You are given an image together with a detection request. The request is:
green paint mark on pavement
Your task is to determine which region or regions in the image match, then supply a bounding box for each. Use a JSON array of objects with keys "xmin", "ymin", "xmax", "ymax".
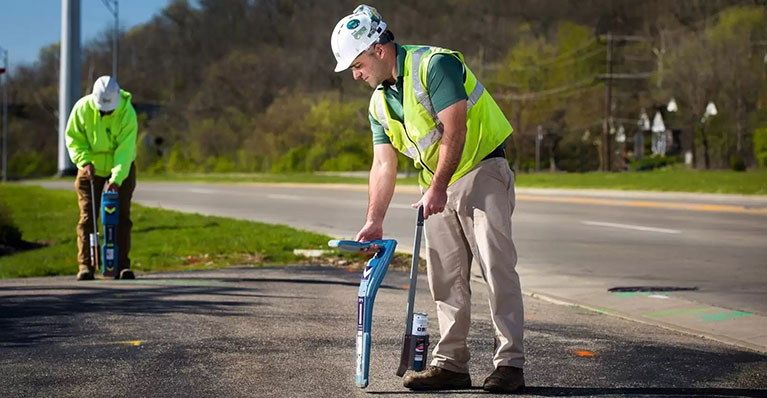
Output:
[
  {"xmin": 615, "ymin": 291, "xmax": 668, "ymax": 298},
  {"xmin": 644, "ymin": 308, "xmax": 711, "ymax": 318},
  {"xmin": 699, "ymin": 311, "xmax": 754, "ymax": 322}
]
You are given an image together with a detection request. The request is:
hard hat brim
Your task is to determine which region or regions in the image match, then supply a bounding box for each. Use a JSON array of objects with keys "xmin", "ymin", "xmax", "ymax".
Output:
[
  {"xmin": 334, "ymin": 59, "xmax": 353, "ymax": 73},
  {"xmin": 95, "ymin": 98, "xmax": 120, "ymax": 112}
]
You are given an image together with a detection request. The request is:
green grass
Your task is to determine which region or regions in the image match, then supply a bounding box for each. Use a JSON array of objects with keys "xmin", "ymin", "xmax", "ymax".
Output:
[
  {"xmin": 38, "ymin": 168, "xmax": 767, "ymax": 194},
  {"xmin": 515, "ymin": 169, "xmax": 767, "ymax": 195},
  {"xmin": 143, "ymin": 169, "xmax": 766, "ymax": 194},
  {"xmin": 141, "ymin": 172, "xmax": 375, "ymax": 185},
  {"xmin": 0, "ymin": 184, "xmax": 336, "ymax": 279}
]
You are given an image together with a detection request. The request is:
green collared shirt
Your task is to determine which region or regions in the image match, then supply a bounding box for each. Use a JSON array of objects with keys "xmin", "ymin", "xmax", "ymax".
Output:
[{"xmin": 369, "ymin": 43, "xmax": 467, "ymax": 145}]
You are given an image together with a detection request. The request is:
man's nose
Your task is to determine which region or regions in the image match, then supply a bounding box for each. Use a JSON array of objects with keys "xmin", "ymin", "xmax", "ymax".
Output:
[{"xmin": 352, "ymin": 70, "xmax": 362, "ymax": 80}]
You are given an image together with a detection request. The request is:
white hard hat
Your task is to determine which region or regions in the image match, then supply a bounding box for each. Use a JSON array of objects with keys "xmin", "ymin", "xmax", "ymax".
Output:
[
  {"xmin": 92, "ymin": 75, "xmax": 120, "ymax": 112},
  {"xmin": 331, "ymin": 5, "xmax": 387, "ymax": 72}
]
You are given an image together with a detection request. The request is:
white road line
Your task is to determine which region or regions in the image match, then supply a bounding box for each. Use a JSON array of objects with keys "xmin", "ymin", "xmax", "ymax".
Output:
[
  {"xmin": 581, "ymin": 221, "xmax": 681, "ymax": 234},
  {"xmin": 187, "ymin": 188, "xmax": 219, "ymax": 194},
  {"xmin": 267, "ymin": 194, "xmax": 302, "ymax": 201}
]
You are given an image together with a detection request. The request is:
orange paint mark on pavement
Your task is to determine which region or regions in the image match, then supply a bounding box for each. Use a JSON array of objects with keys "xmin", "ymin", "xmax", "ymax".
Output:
[{"xmin": 574, "ymin": 350, "xmax": 595, "ymax": 357}]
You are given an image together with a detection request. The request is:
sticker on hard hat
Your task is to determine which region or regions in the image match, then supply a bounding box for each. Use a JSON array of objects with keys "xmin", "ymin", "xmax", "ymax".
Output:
[
  {"xmin": 352, "ymin": 27, "xmax": 368, "ymax": 40},
  {"xmin": 347, "ymin": 19, "xmax": 360, "ymax": 29}
]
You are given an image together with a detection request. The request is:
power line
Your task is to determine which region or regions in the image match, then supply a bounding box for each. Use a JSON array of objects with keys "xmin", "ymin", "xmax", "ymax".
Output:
[
  {"xmin": 596, "ymin": 72, "xmax": 654, "ymax": 80},
  {"xmin": 496, "ymin": 77, "xmax": 597, "ymax": 101}
]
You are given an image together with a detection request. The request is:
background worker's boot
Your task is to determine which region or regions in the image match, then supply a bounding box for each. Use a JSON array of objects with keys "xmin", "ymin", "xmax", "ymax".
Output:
[
  {"xmin": 119, "ymin": 269, "xmax": 135, "ymax": 280},
  {"xmin": 76, "ymin": 265, "xmax": 94, "ymax": 281},
  {"xmin": 403, "ymin": 366, "xmax": 471, "ymax": 390}
]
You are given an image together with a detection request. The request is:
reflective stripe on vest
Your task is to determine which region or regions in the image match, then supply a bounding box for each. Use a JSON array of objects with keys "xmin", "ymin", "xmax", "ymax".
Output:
[{"xmin": 372, "ymin": 50, "xmax": 486, "ymax": 160}]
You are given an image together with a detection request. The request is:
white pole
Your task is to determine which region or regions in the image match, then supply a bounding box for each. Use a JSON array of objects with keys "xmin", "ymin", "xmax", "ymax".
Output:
[
  {"xmin": 58, "ymin": 0, "xmax": 81, "ymax": 176},
  {"xmin": 1, "ymin": 47, "xmax": 7, "ymax": 182}
]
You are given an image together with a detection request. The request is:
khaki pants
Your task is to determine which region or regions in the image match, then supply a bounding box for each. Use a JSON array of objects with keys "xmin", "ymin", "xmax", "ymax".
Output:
[
  {"xmin": 75, "ymin": 163, "xmax": 136, "ymax": 273},
  {"xmin": 425, "ymin": 157, "xmax": 524, "ymax": 372}
]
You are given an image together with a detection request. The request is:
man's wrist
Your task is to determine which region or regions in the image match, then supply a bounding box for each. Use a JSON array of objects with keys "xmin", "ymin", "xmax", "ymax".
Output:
[{"xmin": 430, "ymin": 177, "xmax": 449, "ymax": 192}]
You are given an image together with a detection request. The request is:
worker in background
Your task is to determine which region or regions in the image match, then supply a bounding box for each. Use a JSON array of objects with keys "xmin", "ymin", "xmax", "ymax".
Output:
[{"xmin": 66, "ymin": 75, "xmax": 137, "ymax": 281}]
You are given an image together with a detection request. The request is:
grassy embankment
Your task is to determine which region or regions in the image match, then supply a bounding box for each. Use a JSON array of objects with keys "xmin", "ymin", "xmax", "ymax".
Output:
[{"xmin": 0, "ymin": 185, "xmax": 363, "ymax": 279}]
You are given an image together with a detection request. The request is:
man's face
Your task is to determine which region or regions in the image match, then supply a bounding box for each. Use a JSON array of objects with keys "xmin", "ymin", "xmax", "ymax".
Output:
[{"xmin": 350, "ymin": 45, "xmax": 387, "ymax": 88}]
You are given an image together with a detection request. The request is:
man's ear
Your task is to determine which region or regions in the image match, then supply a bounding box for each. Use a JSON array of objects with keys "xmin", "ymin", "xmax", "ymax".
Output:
[{"xmin": 375, "ymin": 44, "xmax": 386, "ymax": 59}]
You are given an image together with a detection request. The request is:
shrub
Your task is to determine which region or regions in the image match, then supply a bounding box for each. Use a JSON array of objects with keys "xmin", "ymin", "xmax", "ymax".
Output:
[
  {"xmin": 0, "ymin": 202, "xmax": 23, "ymax": 254},
  {"xmin": 730, "ymin": 156, "xmax": 746, "ymax": 172},
  {"xmin": 629, "ymin": 155, "xmax": 681, "ymax": 171},
  {"xmin": 753, "ymin": 127, "xmax": 767, "ymax": 168}
]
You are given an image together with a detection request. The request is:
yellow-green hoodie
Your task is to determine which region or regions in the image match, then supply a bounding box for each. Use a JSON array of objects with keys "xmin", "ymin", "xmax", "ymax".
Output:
[{"xmin": 65, "ymin": 89, "xmax": 137, "ymax": 185}]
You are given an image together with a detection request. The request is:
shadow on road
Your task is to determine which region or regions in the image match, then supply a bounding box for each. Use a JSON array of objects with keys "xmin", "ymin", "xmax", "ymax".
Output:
[
  {"xmin": 368, "ymin": 387, "xmax": 765, "ymax": 397},
  {"xmin": 0, "ymin": 272, "xmax": 389, "ymax": 348}
]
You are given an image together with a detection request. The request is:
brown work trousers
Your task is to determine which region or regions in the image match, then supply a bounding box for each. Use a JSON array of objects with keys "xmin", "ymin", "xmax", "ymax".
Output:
[
  {"xmin": 75, "ymin": 163, "xmax": 136, "ymax": 273},
  {"xmin": 425, "ymin": 157, "xmax": 525, "ymax": 372}
]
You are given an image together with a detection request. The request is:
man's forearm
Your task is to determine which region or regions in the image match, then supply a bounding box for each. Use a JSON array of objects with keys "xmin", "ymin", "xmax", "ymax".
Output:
[
  {"xmin": 431, "ymin": 124, "xmax": 466, "ymax": 190},
  {"xmin": 366, "ymin": 160, "xmax": 397, "ymax": 224}
]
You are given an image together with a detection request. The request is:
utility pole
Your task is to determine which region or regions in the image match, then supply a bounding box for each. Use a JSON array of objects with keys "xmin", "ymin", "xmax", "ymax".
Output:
[
  {"xmin": 58, "ymin": 0, "xmax": 80, "ymax": 176},
  {"xmin": 603, "ymin": 32, "xmax": 614, "ymax": 172},
  {"xmin": 597, "ymin": 33, "xmax": 651, "ymax": 172},
  {"xmin": 0, "ymin": 46, "xmax": 7, "ymax": 182},
  {"xmin": 535, "ymin": 125, "xmax": 543, "ymax": 172},
  {"xmin": 101, "ymin": 0, "xmax": 119, "ymax": 81}
]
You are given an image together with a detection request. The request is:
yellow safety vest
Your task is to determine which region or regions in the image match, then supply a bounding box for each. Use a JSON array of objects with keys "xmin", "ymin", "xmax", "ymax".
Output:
[{"xmin": 369, "ymin": 45, "xmax": 512, "ymax": 188}]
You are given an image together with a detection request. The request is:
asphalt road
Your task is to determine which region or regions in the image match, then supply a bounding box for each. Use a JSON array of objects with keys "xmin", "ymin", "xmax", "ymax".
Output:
[
  {"xmin": 1, "ymin": 267, "xmax": 765, "ymax": 398},
  {"xmin": 32, "ymin": 180, "xmax": 767, "ymax": 316}
]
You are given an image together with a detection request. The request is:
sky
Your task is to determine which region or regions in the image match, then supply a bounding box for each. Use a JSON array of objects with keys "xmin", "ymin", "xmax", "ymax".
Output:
[{"xmin": 0, "ymin": 0, "xmax": 174, "ymax": 73}]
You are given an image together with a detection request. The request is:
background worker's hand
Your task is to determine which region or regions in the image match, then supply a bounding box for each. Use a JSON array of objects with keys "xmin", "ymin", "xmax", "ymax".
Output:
[
  {"xmin": 412, "ymin": 186, "xmax": 447, "ymax": 219},
  {"xmin": 82, "ymin": 163, "xmax": 95, "ymax": 180},
  {"xmin": 104, "ymin": 181, "xmax": 120, "ymax": 192}
]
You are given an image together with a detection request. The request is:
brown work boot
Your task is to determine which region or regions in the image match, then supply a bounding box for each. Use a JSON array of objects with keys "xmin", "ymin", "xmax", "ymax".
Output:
[
  {"xmin": 119, "ymin": 269, "xmax": 135, "ymax": 280},
  {"xmin": 76, "ymin": 270, "xmax": 94, "ymax": 281},
  {"xmin": 403, "ymin": 366, "xmax": 471, "ymax": 391},
  {"xmin": 483, "ymin": 366, "xmax": 525, "ymax": 393}
]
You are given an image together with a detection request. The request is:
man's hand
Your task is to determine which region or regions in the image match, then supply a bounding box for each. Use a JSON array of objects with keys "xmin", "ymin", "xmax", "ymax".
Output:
[
  {"xmin": 104, "ymin": 181, "xmax": 120, "ymax": 192},
  {"xmin": 412, "ymin": 186, "xmax": 447, "ymax": 219},
  {"xmin": 82, "ymin": 163, "xmax": 95, "ymax": 180},
  {"xmin": 356, "ymin": 220, "xmax": 383, "ymax": 242},
  {"xmin": 355, "ymin": 221, "xmax": 383, "ymax": 254}
]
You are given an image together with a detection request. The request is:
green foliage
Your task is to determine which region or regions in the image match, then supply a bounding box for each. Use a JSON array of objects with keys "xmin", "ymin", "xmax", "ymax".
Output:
[
  {"xmin": 8, "ymin": 151, "xmax": 56, "ymax": 179},
  {"xmin": 320, "ymin": 153, "xmax": 369, "ymax": 171},
  {"xmin": 166, "ymin": 145, "xmax": 198, "ymax": 173},
  {"xmin": 629, "ymin": 156, "xmax": 682, "ymax": 172},
  {"xmin": 753, "ymin": 127, "xmax": 767, "ymax": 168},
  {"xmin": 272, "ymin": 146, "xmax": 311, "ymax": 173},
  {"xmin": 7, "ymin": 1, "xmax": 766, "ymax": 177}
]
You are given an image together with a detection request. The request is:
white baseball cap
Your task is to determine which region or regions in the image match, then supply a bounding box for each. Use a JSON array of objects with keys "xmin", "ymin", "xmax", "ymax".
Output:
[
  {"xmin": 92, "ymin": 75, "xmax": 120, "ymax": 112},
  {"xmin": 331, "ymin": 5, "xmax": 387, "ymax": 72}
]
